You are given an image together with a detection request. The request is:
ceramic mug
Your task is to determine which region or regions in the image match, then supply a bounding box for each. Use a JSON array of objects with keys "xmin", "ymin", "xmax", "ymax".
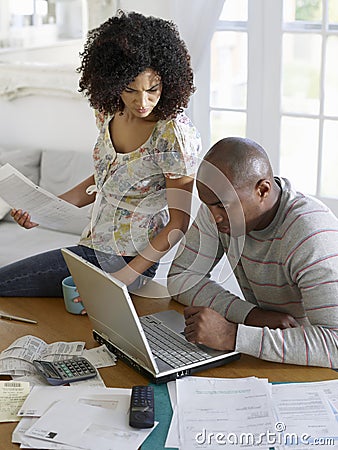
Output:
[{"xmin": 61, "ymin": 276, "xmax": 84, "ymax": 314}]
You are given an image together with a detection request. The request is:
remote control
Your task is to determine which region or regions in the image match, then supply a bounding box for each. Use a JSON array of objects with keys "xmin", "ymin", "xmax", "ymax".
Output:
[
  {"xmin": 33, "ymin": 357, "xmax": 97, "ymax": 385},
  {"xmin": 129, "ymin": 385, "xmax": 155, "ymax": 428}
]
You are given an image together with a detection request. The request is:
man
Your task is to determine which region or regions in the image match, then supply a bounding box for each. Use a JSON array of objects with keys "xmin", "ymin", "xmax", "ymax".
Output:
[{"xmin": 167, "ymin": 137, "xmax": 338, "ymax": 367}]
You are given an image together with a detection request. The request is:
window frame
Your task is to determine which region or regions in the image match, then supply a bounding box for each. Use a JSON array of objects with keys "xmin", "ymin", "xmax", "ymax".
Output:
[{"xmin": 192, "ymin": 0, "xmax": 338, "ymax": 216}]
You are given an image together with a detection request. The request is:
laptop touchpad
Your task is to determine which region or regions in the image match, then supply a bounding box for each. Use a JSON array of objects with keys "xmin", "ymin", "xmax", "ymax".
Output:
[{"xmin": 151, "ymin": 310, "xmax": 185, "ymax": 334}]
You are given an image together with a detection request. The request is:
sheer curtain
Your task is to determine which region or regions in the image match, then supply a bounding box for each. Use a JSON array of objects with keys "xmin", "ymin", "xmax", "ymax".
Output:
[
  {"xmin": 118, "ymin": 0, "xmax": 225, "ymax": 72},
  {"xmin": 168, "ymin": 0, "xmax": 225, "ymax": 72}
]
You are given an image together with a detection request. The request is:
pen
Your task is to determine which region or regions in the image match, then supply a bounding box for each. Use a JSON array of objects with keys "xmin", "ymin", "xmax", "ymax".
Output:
[{"xmin": 0, "ymin": 313, "xmax": 37, "ymax": 324}]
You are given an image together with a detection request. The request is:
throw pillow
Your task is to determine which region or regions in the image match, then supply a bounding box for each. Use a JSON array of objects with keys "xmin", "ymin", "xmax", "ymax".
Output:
[
  {"xmin": 0, "ymin": 148, "xmax": 42, "ymax": 184},
  {"xmin": 39, "ymin": 150, "xmax": 93, "ymax": 195}
]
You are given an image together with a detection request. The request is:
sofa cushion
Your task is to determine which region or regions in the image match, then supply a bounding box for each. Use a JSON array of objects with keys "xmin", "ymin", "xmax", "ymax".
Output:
[
  {"xmin": 0, "ymin": 221, "xmax": 79, "ymax": 267},
  {"xmin": 0, "ymin": 148, "xmax": 41, "ymax": 184},
  {"xmin": 0, "ymin": 148, "xmax": 42, "ymax": 220},
  {"xmin": 39, "ymin": 150, "xmax": 93, "ymax": 195}
]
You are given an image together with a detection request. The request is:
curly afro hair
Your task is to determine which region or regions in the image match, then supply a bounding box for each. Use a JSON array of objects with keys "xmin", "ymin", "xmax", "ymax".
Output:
[{"xmin": 77, "ymin": 10, "xmax": 195, "ymax": 120}]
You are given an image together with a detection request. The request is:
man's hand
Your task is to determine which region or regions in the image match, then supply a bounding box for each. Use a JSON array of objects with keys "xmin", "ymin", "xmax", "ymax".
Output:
[
  {"xmin": 184, "ymin": 306, "xmax": 237, "ymax": 351},
  {"xmin": 245, "ymin": 307, "xmax": 299, "ymax": 329},
  {"xmin": 10, "ymin": 209, "xmax": 39, "ymax": 229}
]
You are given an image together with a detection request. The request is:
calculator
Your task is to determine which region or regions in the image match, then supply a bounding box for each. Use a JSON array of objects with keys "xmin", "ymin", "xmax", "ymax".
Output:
[{"xmin": 33, "ymin": 357, "xmax": 97, "ymax": 385}]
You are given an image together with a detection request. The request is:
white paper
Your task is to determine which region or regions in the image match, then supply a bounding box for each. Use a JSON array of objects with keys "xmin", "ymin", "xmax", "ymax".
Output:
[
  {"xmin": 0, "ymin": 163, "xmax": 89, "ymax": 233},
  {"xmin": 18, "ymin": 385, "xmax": 74, "ymax": 417},
  {"xmin": 0, "ymin": 335, "xmax": 85, "ymax": 377},
  {"xmin": 272, "ymin": 382, "xmax": 338, "ymax": 448},
  {"xmin": 316, "ymin": 379, "xmax": 338, "ymax": 422},
  {"xmin": 13, "ymin": 417, "xmax": 75, "ymax": 449},
  {"xmin": 18, "ymin": 386, "xmax": 129, "ymax": 418},
  {"xmin": 82, "ymin": 345, "xmax": 117, "ymax": 369},
  {"xmin": 165, "ymin": 405, "xmax": 179, "ymax": 448},
  {"xmin": 25, "ymin": 394, "xmax": 157, "ymax": 450},
  {"xmin": 176, "ymin": 376, "xmax": 275, "ymax": 450},
  {"xmin": 12, "ymin": 417, "xmax": 38, "ymax": 443},
  {"xmin": 165, "ymin": 380, "xmax": 180, "ymax": 448}
]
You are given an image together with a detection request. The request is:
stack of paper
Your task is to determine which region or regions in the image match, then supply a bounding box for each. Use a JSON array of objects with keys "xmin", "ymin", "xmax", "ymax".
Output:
[
  {"xmin": 13, "ymin": 385, "xmax": 157, "ymax": 449},
  {"xmin": 0, "ymin": 335, "xmax": 85, "ymax": 378},
  {"xmin": 165, "ymin": 376, "xmax": 338, "ymax": 450},
  {"xmin": 0, "ymin": 335, "xmax": 116, "ymax": 386}
]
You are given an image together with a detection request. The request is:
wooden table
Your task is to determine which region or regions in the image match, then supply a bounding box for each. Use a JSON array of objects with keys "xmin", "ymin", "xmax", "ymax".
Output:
[{"xmin": 1, "ymin": 295, "xmax": 337, "ymax": 449}]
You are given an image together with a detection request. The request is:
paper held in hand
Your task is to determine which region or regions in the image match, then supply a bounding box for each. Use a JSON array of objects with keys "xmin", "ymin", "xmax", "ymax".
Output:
[{"xmin": 0, "ymin": 163, "xmax": 89, "ymax": 234}]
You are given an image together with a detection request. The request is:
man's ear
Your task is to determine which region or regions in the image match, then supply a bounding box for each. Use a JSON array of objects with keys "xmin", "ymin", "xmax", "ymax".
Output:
[{"xmin": 256, "ymin": 179, "xmax": 271, "ymax": 199}]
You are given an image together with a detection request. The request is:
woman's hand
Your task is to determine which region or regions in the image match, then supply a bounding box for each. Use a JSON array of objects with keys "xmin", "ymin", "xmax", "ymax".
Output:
[
  {"xmin": 10, "ymin": 209, "xmax": 39, "ymax": 229},
  {"xmin": 73, "ymin": 296, "xmax": 87, "ymax": 315}
]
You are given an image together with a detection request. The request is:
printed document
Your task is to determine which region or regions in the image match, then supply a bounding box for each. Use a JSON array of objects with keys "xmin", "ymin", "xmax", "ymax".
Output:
[
  {"xmin": 0, "ymin": 335, "xmax": 85, "ymax": 377},
  {"xmin": 272, "ymin": 381, "xmax": 338, "ymax": 448},
  {"xmin": 0, "ymin": 163, "xmax": 89, "ymax": 234},
  {"xmin": 176, "ymin": 376, "xmax": 275, "ymax": 450}
]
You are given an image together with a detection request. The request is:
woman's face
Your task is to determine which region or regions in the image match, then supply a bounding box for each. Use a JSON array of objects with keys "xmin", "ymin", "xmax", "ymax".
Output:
[{"xmin": 120, "ymin": 68, "xmax": 162, "ymax": 118}]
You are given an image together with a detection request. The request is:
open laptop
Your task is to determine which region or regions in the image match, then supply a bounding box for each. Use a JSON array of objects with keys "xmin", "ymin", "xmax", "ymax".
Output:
[{"xmin": 62, "ymin": 249, "xmax": 240, "ymax": 384}]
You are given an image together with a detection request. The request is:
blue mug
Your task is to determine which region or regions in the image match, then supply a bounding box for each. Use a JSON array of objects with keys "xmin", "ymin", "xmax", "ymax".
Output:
[{"xmin": 61, "ymin": 276, "xmax": 84, "ymax": 314}]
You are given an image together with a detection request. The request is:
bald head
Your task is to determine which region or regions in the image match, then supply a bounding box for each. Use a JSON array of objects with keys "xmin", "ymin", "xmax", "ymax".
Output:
[
  {"xmin": 198, "ymin": 137, "xmax": 273, "ymax": 191},
  {"xmin": 197, "ymin": 138, "xmax": 281, "ymax": 236}
]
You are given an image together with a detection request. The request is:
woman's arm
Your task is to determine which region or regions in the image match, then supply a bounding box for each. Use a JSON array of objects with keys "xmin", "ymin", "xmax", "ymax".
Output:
[
  {"xmin": 59, "ymin": 174, "xmax": 96, "ymax": 207},
  {"xmin": 112, "ymin": 175, "xmax": 194, "ymax": 286}
]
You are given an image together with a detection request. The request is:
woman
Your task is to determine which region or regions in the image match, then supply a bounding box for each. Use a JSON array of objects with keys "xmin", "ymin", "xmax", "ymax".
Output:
[{"xmin": 0, "ymin": 11, "xmax": 201, "ymax": 297}]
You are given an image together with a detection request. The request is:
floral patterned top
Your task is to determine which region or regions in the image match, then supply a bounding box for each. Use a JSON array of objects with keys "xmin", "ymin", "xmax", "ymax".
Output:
[{"xmin": 79, "ymin": 111, "xmax": 201, "ymax": 256}]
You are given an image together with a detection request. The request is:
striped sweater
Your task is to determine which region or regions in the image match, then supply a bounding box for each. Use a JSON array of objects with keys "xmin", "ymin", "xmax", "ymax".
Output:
[{"xmin": 167, "ymin": 178, "xmax": 338, "ymax": 368}]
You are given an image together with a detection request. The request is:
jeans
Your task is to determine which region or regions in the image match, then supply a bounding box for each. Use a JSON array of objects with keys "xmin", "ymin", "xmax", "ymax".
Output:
[{"xmin": 0, "ymin": 245, "xmax": 158, "ymax": 297}]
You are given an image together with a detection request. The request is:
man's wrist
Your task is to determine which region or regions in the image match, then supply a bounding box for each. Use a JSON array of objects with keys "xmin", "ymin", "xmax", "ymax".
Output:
[{"xmin": 244, "ymin": 307, "xmax": 261, "ymax": 326}]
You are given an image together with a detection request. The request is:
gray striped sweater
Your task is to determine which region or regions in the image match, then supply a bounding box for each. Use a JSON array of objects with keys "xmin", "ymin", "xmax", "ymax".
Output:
[{"xmin": 167, "ymin": 178, "xmax": 338, "ymax": 368}]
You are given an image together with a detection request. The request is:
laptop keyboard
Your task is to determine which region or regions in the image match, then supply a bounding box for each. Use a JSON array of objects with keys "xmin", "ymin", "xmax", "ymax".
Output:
[{"xmin": 140, "ymin": 315, "xmax": 213, "ymax": 369}]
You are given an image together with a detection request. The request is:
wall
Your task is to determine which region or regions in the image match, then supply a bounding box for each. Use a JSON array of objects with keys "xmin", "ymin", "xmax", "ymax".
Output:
[
  {"xmin": 0, "ymin": 40, "xmax": 97, "ymax": 153},
  {"xmin": 0, "ymin": 95, "xmax": 97, "ymax": 153}
]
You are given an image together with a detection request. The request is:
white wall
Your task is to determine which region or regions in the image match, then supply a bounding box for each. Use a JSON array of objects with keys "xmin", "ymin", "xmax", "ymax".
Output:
[
  {"xmin": 0, "ymin": 95, "xmax": 97, "ymax": 153},
  {"xmin": 0, "ymin": 40, "xmax": 97, "ymax": 153},
  {"xmin": 0, "ymin": 3, "xmax": 211, "ymax": 154}
]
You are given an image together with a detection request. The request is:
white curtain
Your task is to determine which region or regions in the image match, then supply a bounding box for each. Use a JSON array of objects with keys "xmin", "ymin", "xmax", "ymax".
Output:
[
  {"xmin": 168, "ymin": 0, "xmax": 225, "ymax": 72},
  {"xmin": 119, "ymin": 0, "xmax": 225, "ymax": 71}
]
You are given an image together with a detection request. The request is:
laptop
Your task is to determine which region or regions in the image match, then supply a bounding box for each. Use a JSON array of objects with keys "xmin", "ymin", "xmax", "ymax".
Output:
[{"xmin": 61, "ymin": 249, "xmax": 240, "ymax": 384}]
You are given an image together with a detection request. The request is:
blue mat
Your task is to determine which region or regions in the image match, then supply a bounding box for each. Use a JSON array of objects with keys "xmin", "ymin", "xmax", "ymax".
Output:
[{"xmin": 141, "ymin": 383, "xmax": 176, "ymax": 450}]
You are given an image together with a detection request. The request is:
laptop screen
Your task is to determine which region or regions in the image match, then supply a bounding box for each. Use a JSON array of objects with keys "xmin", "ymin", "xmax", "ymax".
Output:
[{"xmin": 61, "ymin": 249, "xmax": 157, "ymax": 373}]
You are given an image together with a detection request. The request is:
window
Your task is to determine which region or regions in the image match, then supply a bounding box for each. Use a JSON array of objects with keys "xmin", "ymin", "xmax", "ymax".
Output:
[
  {"xmin": 195, "ymin": 0, "xmax": 338, "ymax": 216},
  {"xmin": 210, "ymin": 0, "xmax": 248, "ymax": 141},
  {"xmin": 10, "ymin": 0, "xmax": 54, "ymax": 27},
  {"xmin": 3, "ymin": 0, "xmax": 86, "ymax": 48}
]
